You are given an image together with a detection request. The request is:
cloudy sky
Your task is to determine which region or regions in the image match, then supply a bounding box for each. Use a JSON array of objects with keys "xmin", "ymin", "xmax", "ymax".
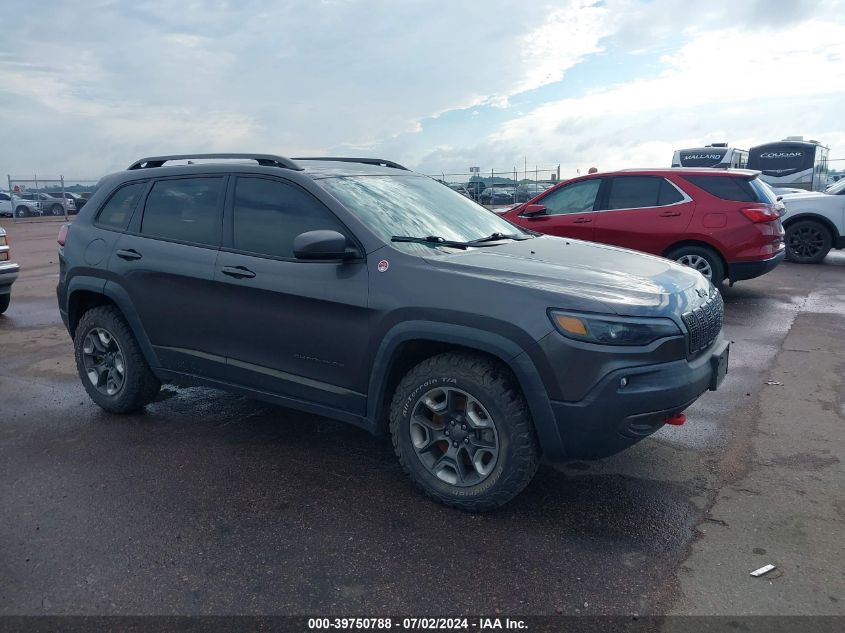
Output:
[{"xmin": 1, "ymin": 0, "xmax": 844, "ymax": 182}]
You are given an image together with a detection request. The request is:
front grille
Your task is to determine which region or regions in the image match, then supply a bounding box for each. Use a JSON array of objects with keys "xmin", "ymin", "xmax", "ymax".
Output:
[{"xmin": 682, "ymin": 289, "xmax": 723, "ymax": 355}]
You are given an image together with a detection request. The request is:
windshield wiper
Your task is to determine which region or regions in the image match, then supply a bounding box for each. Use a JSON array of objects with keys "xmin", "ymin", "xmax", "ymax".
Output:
[
  {"xmin": 391, "ymin": 232, "xmax": 532, "ymax": 250},
  {"xmin": 466, "ymin": 232, "xmax": 531, "ymax": 244},
  {"xmin": 391, "ymin": 235, "xmax": 470, "ymax": 249}
]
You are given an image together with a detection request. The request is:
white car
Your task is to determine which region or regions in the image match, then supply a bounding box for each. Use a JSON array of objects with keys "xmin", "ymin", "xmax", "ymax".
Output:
[
  {"xmin": 780, "ymin": 179, "xmax": 845, "ymax": 263},
  {"xmin": 772, "ymin": 186, "xmax": 807, "ymax": 196},
  {"xmin": 0, "ymin": 191, "xmax": 42, "ymax": 218}
]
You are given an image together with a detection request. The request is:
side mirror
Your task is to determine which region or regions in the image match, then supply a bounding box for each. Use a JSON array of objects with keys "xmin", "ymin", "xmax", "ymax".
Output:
[
  {"xmin": 521, "ymin": 204, "xmax": 547, "ymax": 217},
  {"xmin": 293, "ymin": 230, "xmax": 354, "ymax": 260}
]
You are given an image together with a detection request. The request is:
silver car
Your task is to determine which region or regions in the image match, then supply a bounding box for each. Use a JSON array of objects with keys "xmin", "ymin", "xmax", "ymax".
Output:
[{"xmin": 24, "ymin": 192, "xmax": 75, "ymax": 216}]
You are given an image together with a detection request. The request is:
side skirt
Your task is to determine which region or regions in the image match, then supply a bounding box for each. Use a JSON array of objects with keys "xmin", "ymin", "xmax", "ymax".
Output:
[{"xmin": 154, "ymin": 368, "xmax": 376, "ymax": 434}]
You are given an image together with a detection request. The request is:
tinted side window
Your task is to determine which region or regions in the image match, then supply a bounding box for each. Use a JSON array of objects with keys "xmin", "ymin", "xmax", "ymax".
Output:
[
  {"xmin": 0, "ymin": 193, "xmax": 9, "ymax": 201},
  {"xmin": 141, "ymin": 177, "xmax": 224, "ymax": 246},
  {"xmin": 232, "ymin": 177, "xmax": 347, "ymax": 259},
  {"xmin": 658, "ymin": 179, "xmax": 684, "ymax": 205},
  {"xmin": 607, "ymin": 176, "xmax": 661, "ymax": 209},
  {"xmin": 96, "ymin": 182, "xmax": 145, "ymax": 230},
  {"xmin": 683, "ymin": 176, "xmax": 755, "ymax": 202},
  {"xmin": 538, "ymin": 179, "xmax": 601, "ymax": 215}
]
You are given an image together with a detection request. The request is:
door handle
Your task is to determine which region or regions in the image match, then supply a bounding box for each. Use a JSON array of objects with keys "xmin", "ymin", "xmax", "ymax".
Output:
[
  {"xmin": 659, "ymin": 211, "xmax": 681, "ymax": 217},
  {"xmin": 572, "ymin": 217, "xmax": 592, "ymax": 224},
  {"xmin": 221, "ymin": 265, "xmax": 256, "ymax": 279},
  {"xmin": 116, "ymin": 249, "xmax": 142, "ymax": 261}
]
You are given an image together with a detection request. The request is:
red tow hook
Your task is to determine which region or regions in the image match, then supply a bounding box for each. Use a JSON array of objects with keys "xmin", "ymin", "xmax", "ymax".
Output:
[{"xmin": 665, "ymin": 412, "xmax": 686, "ymax": 426}]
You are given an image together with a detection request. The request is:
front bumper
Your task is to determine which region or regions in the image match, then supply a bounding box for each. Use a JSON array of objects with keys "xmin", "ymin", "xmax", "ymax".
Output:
[
  {"xmin": 546, "ymin": 338, "xmax": 729, "ymax": 460},
  {"xmin": 727, "ymin": 249, "xmax": 785, "ymax": 283},
  {"xmin": 0, "ymin": 262, "xmax": 20, "ymax": 293}
]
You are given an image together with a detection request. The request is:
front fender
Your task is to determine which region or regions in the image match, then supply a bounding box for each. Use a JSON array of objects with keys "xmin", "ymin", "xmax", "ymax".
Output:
[{"xmin": 367, "ymin": 321, "xmax": 565, "ymax": 461}]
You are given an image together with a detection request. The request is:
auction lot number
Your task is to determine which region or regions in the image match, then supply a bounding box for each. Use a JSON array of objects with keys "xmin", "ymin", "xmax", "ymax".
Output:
[{"xmin": 308, "ymin": 618, "xmax": 473, "ymax": 630}]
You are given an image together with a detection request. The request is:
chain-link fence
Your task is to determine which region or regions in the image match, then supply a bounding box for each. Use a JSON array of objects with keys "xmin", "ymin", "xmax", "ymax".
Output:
[
  {"xmin": 426, "ymin": 165, "xmax": 562, "ymax": 208},
  {"xmin": 4, "ymin": 176, "xmax": 99, "ymax": 223}
]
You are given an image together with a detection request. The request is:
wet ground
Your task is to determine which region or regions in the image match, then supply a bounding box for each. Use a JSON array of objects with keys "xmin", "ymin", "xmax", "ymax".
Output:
[{"xmin": 1, "ymin": 219, "xmax": 843, "ymax": 616}]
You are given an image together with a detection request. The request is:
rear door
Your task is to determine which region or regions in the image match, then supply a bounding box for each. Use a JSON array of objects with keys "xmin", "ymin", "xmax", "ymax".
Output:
[
  {"xmin": 517, "ymin": 177, "xmax": 602, "ymax": 241},
  {"xmin": 214, "ymin": 175, "xmax": 370, "ymax": 415},
  {"xmin": 592, "ymin": 175, "xmax": 694, "ymax": 254},
  {"xmin": 108, "ymin": 175, "xmax": 227, "ymax": 378}
]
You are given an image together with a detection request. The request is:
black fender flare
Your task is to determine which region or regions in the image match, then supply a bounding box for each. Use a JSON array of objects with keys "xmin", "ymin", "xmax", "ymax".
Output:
[
  {"xmin": 65, "ymin": 276, "xmax": 161, "ymax": 371},
  {"xmin": 102, "ymin": 280, "xmax": 161, "ymax": 370},
  {"xmin": 367, "ymin": 320, "xmax": 565, "ymax": 461}
]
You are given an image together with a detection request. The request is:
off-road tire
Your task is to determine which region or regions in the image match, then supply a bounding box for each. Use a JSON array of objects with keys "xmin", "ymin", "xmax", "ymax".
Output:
[
  {"xmin": 784, "ymin": 220, "xmax": 832, "ymax": 264},
  {"xmin": 390, "ymin": 352, "xmax": 540, "ymax": 512},
  {"xmin": 666, "ymin": 244, "xmax": 726, "ymax": 286},
  {"xmin": 74, "ymin": 305, "xmax": 161, "ymax": 413}
]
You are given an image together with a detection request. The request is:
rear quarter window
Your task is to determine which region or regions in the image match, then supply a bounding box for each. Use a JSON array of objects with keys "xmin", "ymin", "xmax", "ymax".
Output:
[
  {"xmin": 96, "ymin": 182, "xmax": 146, "ymax": 230},
  {"xmin": 682, "ymin": 176, "xmax": 757, "ymax": 202}
]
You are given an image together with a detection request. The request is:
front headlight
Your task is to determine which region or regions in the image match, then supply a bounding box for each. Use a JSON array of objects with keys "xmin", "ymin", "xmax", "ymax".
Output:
[{"xmin": 549, "ymin": 310, "xmax": 681, "ymax": 346}]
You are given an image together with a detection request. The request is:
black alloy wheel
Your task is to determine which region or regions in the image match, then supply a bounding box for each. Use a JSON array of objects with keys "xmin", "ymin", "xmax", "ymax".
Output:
[{"xmin": 785, "ymin": 220, "xmax": 832, "ymax": 264}]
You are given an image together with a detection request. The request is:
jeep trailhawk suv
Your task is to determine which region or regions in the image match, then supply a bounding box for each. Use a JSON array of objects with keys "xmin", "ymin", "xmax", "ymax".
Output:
[{"xmin": 57, "ymin": 154, "xmax": 729, "ymax": 511}]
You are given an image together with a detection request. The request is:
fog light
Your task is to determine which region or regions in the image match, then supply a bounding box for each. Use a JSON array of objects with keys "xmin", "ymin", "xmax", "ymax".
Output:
[{"xmin": 620, "ymin": 377, "xmax": 628, "ymax": 388}]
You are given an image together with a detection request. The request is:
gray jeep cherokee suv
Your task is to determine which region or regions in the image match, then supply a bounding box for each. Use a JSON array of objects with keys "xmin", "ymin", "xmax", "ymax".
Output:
[{"xmin": 57, "ymin": 154, "xmax": 729, "ymax": 511}]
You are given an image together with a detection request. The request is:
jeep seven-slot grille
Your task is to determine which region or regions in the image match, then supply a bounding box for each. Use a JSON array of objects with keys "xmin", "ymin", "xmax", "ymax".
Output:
[{"xmin": 682, "ymin": 290, "xmax": 723, "ymax": 355}]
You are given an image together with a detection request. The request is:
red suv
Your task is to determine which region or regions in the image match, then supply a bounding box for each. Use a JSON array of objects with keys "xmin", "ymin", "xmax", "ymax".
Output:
[{"xmin": 501, "ymin": 168, "xmax": 785, "ymax": 286}]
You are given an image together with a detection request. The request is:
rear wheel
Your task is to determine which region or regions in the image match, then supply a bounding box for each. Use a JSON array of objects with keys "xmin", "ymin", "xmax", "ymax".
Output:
[
  {"xmin": 15, "ymin": 206, "xmax": 28, "ymax": 217},
  {"xmin": 0, "ymin": 293, "xmax": 9, "ymax": 314},
  {"xmin": 50, "ymin": 203, "xmax": 64, "ymax": 216},
  {"xmin": 390, "ymin": 352, "xmax": 540, "ymax": 512},
  {"xmin": 667, "ymin": 244, "xmax": 725, "ymax": 286},
  {"xmin": 74, "ymin": 305, "xmax": 161, "ymax": 413},
  {"xmin": 784, "ymin": 220, "xmax": 832, "ymax": 264}
]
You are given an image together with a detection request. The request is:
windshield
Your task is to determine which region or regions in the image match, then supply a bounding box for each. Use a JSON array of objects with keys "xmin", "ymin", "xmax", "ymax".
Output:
[
  {"xmin": 678, "ymin": 148, "xmax": 728, "ymax": 167},
  {"xmin": 826, "ymin": 179, "xmax": 845, "ymax": 195},
  {"xmin": 317, "ymin": 175, "xmax": 527, "ymax": 249},
  {"xmin": 749, "ymin": 177, "xmax": 778, "ymax": 204},
  {"xmin": 748, "ymin": 144, "xmax": 814, "ymax": 176}
]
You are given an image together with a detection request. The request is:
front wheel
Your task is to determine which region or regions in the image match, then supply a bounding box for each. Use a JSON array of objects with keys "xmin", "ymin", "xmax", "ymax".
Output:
[
  {"xmin": 0, "ymin": 293, "xmax": 9, "ymax": 314},
  {"xmin": 784, "ymin": 220, "xmax": 832, "ymax": 263},
  {"xmin": 390, "ymin": 352, "xmax": 540, "ymax": 512},
  {"xmin": 15, "ymin": 206, "xmax": 28, "ymax": 217},
  {"xmin": 50, "ymin": 204, "xmax": 64, "ymax": 216},
  {"xmin": 666, "ymin": 245, "xmax": 725, "ymax": 286},
  {"xmin": 74, "ymin": 305, "xmax": 161, "ymax": 413}
]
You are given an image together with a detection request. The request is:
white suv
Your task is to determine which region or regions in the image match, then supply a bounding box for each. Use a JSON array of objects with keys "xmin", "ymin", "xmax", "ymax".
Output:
[{"xmin": 780, "ymin": 179, "xmax": 845, "ymax": 263}]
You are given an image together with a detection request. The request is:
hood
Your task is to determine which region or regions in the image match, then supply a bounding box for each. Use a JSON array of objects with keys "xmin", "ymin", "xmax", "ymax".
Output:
[
  {"xmin": 781, "ymin": 191, "xmax": 826, "ymax": 200},
  {"xmin": 425, "ymin": 235, "xmax": 710, "ymax": 317}
]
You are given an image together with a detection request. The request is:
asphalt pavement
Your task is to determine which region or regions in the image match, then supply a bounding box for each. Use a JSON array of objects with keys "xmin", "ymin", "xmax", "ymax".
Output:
[{"xmin": 1, "ymin": 218, "xmax": 843, "ymax": 616}]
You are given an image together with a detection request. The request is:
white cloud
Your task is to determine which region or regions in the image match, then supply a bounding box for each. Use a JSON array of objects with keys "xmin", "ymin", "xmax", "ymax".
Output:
[
  {"xmin": 449, "ymin": 19, "xmax": 845, "ymax": 176},
  {"xmin": 0, "ymin": 0, "xmax": 613, "ymax": 177},
  {"xmin": 1, "ymin": 0, "xmax": 843, "ymax": 180}
]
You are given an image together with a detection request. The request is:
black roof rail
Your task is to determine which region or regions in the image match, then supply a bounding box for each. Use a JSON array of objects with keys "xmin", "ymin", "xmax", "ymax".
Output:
[
  {"xmin": 291, "ymin": 157, "xmax": 409, "ymax": 171},
  {"xmin": 127, "ymin": 153, "xmax": 303, "ymax": 171}
]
